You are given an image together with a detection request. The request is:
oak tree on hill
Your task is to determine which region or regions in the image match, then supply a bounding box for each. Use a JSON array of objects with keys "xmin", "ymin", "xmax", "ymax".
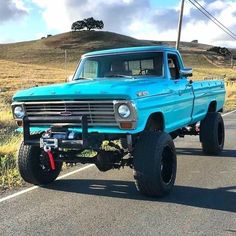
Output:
[
  {"xmin": 71, "ymin": 17, "xmax": 104, "ymax": 31},
  {"xmin": 71, "ymin": 20, "xmax": 85, "ymax": 31}
]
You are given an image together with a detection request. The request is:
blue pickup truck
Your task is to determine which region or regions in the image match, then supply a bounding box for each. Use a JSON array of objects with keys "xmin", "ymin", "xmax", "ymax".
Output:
[{"xmin": 12, "ymin": 46, "xmax": 225, "ymax": 197}]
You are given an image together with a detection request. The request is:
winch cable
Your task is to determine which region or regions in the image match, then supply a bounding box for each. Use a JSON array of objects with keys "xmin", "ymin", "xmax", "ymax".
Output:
[
  {"xmin": 43, "ymin": 146, "xmax": 56, "ymax": 170},
  {"xmin": 47, "ymin": 150, "xmax": 56, "ymax": 170}
]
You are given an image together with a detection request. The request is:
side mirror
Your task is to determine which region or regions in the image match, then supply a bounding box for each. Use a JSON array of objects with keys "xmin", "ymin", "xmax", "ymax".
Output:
[
  {"xmin": 180, "ymin": 68, "xmax": 193, "ymax": 77},
  {"xmin": 67, "ymin": 75, "xmax": 74, "ymax": 82}
]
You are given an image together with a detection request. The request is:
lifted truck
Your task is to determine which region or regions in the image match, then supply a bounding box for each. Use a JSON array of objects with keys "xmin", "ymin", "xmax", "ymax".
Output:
[{"xmin": 12, "ymin": 46, "xmax": 226, "ymax": 197}]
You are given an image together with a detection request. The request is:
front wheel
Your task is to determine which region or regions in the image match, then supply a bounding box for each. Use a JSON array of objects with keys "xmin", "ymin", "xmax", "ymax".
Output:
[
  {"xmin": 133, "ymin": 132, "xmax": 177, "ymax": 197},
  {"xmin": 200, "ymin": 112, "xmax": 225, "ymax": 155},
  {"xmin": 18, "ymin": 142, "xmax": 62, "ymax": 185}
]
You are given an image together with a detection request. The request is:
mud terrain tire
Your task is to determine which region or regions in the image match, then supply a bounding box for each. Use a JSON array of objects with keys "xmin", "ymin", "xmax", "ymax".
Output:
[
  {"xmin": 18, "ymin": 142, "xmax": 62, "ymax": 185},
  {"xmin": 133, "ymin": 132, "xmax": 177, "ymax": 197},
  {"xmin": 200, "ymin": 112, "xmax": 224, "ymax": 155}
]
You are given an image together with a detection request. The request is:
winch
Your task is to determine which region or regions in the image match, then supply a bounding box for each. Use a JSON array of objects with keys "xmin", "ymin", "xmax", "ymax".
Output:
[{"xmin": 40, "ymin": 128, "xmax": 84, "ymax": 150}]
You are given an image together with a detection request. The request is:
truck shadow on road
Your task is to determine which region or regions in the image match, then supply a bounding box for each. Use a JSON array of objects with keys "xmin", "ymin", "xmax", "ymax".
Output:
[
  {"xmin": 176, "ymin": 148, "xmax": 236, "ymax": 158},
  {"xmin": 45, "ymin": 179, "xmax": 236, "ymax": 213}
]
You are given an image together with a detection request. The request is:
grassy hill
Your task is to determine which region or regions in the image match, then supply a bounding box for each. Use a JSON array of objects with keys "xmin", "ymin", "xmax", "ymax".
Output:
[
  {"xmin": 0, "ymin": 30, "xmax": 219, "ymax": 69},
  {"xmin": 0, "ymin": 31, "xmax": 158, "ymax": 69},
  {"xmin": 0, "ymin": 30, "xmax": 236, "ymax": 190}
]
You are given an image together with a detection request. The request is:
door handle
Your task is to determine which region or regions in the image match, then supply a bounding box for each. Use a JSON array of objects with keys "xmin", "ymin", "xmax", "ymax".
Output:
[{"xmin": 186, "ymin": 80, "xmax": 193, "ymax": 88}]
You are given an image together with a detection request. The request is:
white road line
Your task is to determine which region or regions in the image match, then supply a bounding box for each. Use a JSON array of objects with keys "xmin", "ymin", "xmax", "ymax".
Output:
[
  {"xmin": 1, "ymin": 109, "xmax": 236, "ymax": 204},
  {"xmin": 0, "ymin": 164, "xmax": 94, "ymax": 204},
  {"xmin": 57, "ymin": 164, "xmax": 94, "ymax": 180},
  {"xmin": 222, "ymin": 109, "xmax": 236, "ymax": 117},
  {"xmin": 0, "ymin": 186, "xmax": 38, "ymax": 204}
]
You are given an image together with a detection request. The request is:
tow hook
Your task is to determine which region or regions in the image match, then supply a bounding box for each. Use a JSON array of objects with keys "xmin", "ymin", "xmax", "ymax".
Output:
[{"xmin": 44, "ymin": 146, "xmax": 56, "ymax": 170}]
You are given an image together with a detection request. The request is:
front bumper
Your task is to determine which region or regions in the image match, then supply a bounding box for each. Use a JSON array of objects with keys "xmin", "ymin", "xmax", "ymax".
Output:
[
  {"xmin": 23, "ymin": 115, "xmax": 89, "ymax": 148},
  {"xmin": 22, "ymin": 115, "xmax": 134, "ymax": 151}
]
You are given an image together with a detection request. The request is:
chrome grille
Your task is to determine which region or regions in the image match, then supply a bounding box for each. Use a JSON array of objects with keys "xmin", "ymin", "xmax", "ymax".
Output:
[{"xmin": 24, "ymin": 101, "xmax": 117, "ymax": 127}]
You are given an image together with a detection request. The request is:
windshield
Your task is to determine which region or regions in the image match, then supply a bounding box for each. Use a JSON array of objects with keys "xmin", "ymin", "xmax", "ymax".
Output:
[{"xmin": 74, "ymin": 52, "xmax": 163, "ymax": 80}]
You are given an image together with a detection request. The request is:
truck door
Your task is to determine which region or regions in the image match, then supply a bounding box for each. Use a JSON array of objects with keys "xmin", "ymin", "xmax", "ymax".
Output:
[{"xmin": 166, "ymin": 53, "xmax": 194, "ymax": 131}]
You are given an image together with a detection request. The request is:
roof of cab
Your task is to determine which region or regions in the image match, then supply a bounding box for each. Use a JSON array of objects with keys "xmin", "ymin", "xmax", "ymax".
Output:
[{"xmin": 82, "ymin": 46, "xmax": 177, "ymax": 57}]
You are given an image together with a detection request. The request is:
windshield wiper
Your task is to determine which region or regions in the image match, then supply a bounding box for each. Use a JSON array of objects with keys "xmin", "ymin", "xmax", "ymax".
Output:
[
  {"xmin": 105, "ymin": 74, "xmax": 133, "ymax": 78},
  {"xmin": 75, "ymin": 77, "xmax": 94, "ymax": 80}
]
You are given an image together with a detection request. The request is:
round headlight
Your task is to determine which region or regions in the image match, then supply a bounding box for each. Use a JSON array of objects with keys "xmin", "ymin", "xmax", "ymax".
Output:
[
  {"xmin": 14, "ymin": 106, "xmax": 25, "ymax": 119},
  {"xmin": 118, "ymin": 104, "xmax": 131, "ymax": 118}
]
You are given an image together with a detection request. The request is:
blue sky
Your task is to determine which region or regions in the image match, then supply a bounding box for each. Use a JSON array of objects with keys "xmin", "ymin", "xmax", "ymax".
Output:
[
  {"xmin": 151, "ymin": 0, "xmax": 177, "ymax": 7},
  {"xmin": 0, "ymin": 0, "xmax": 50, "ymax": 42},
  {"xmin": 0, "ymin": 0, "xmax": 236, "ymax": 47}
]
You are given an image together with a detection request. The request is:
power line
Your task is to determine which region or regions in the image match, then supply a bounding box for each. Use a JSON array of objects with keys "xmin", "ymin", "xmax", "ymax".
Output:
[
  {"xmin": 188, "ymin": 0, "xmax": 236, "ymax": 41},
  {"xmin": 188, "ymin": 0, "xmax": 236, "ymax": 40},
  {"xmin": 191, "ymin": 0, "xmax": 236, "ymax": 38}
]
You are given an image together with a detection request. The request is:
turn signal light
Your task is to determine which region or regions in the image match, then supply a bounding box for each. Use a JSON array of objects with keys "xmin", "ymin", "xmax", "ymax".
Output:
[{"xmin": 120, "ymin": 122, "xmax": 133, "ymax": 129}]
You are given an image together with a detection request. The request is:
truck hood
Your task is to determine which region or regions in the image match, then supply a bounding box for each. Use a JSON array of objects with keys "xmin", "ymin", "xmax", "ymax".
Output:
[{"xmin": 13, "ymin": 77, "xmax": 168, "ymax": 102}]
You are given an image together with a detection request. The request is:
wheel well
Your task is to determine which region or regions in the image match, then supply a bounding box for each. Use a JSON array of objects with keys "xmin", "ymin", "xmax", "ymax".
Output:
[
  {"xmin": 208, "ymin": 101, "xmax": 217, "ymax": 112},
  {"xmin": 145, "ymin": 112, "xmax": 164, "ymax": 131}
]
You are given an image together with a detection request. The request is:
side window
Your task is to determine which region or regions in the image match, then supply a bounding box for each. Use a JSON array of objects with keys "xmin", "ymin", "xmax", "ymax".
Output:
[
  {"xmin": 167, "ymin": 54, "xmax": 180, "ymax": 80},
  {"xmin": 81, "ymin": 60, "xmax": 98, "ymax": 78}
]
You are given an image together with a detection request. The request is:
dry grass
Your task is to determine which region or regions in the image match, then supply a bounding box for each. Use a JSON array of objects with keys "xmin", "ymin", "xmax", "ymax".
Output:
[
  {"xmin": 0, "ymin": 109, "xmax": 21, "ymax": 190},
  {"xmin": 225, "ymin": 82, "xmax": 236, "ymax": 111},
  {"xmin": 0, "ymin": 60, "xmax": 73, "ymax": 110},
  {"xmin": 0, "ymin": 134, "xmax": 22, "ymax": 190},
  {"xmin": 0, "ymin": 59, "xmax": 73, "ymax": 190},
  {"xmin": 0, "ymin": 31, "xmax": 156, "ymax": 71}
]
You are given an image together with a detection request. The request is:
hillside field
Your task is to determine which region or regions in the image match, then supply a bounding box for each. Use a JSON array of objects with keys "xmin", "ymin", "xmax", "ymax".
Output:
[{"xmin": 0, "ymin": 31, "xmax": 236, "ymax": 190}]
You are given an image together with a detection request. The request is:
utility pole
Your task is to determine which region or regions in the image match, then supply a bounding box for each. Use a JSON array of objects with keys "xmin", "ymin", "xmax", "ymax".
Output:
[
  {"xmin": 231, "ymin": 54, "xmax": 234, "ymax": 68},
  {"xmin": 65, "ymin": 49, "xmax": 67, "ymax": 77},
  {"xmin": 176, "ymin": 0, "xmax": 185, "ymax": 50}
]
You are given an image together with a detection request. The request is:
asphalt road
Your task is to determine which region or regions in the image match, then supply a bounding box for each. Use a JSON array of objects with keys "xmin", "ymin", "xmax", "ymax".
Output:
[{"xmin": 0, "ymin": 112, "xmax": 236, "ymax": 236}]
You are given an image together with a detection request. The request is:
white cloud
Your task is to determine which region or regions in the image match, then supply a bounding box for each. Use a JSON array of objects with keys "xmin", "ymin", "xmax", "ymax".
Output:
[
  {"xmin": 208, "ymin": 0, "xmax": 225, "ymax": 11},
  {"xmin": 0, "ymin": 0, "xmax": 28, "ymax": 23},
  {"xmin": 13, "ymin": 0, "xmax": 28, "ymax": 12},
  {"xmin": 181, "ymin": 0, "xmax": 236, "ymax": 46},
  {"xmin": 31, "ymin": 0, "xmax": 236, "ymax": 47},
  {"xmin": 31, "ymin": 0, "xmax": 70, "ymax": 31}
]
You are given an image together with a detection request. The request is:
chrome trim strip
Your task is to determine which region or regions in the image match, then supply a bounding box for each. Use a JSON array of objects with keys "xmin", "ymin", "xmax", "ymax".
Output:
[{"xmin": 23, "ymin": 100, "xmax": 117, "ymax": 105}]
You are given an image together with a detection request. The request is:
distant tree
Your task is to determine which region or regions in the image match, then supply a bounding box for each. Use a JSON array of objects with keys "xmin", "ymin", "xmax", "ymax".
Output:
[
  {"xmin": 207, "ymin": 46, "xmax": 231, "ymax": 56},
  {"xmin": 71, "ymin": 20, "xmax": 85, "ymax": 31},
  {"xmin": 95, "ymin": 20, "xmax": 104, "ymax": 30},
  {"xmin": 83, "ymin": 17, "xmax": 97, "ymax": 31},
  {"xmin": 71, "ymin": 17, "xmax": 104, "ymax": 31}
]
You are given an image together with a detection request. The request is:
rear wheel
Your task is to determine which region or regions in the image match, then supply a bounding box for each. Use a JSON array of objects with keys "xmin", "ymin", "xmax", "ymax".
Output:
[
  {"xmin": 18, "ymin": 142, "xmax": 62, "ymax": 185},
  {"xmin": 133, "ymin": 132, "xmax": 177, "ymax": 197},
  {"xmin": 200, "ymin": 112, "xmax": 225, "ymax": 155}
]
